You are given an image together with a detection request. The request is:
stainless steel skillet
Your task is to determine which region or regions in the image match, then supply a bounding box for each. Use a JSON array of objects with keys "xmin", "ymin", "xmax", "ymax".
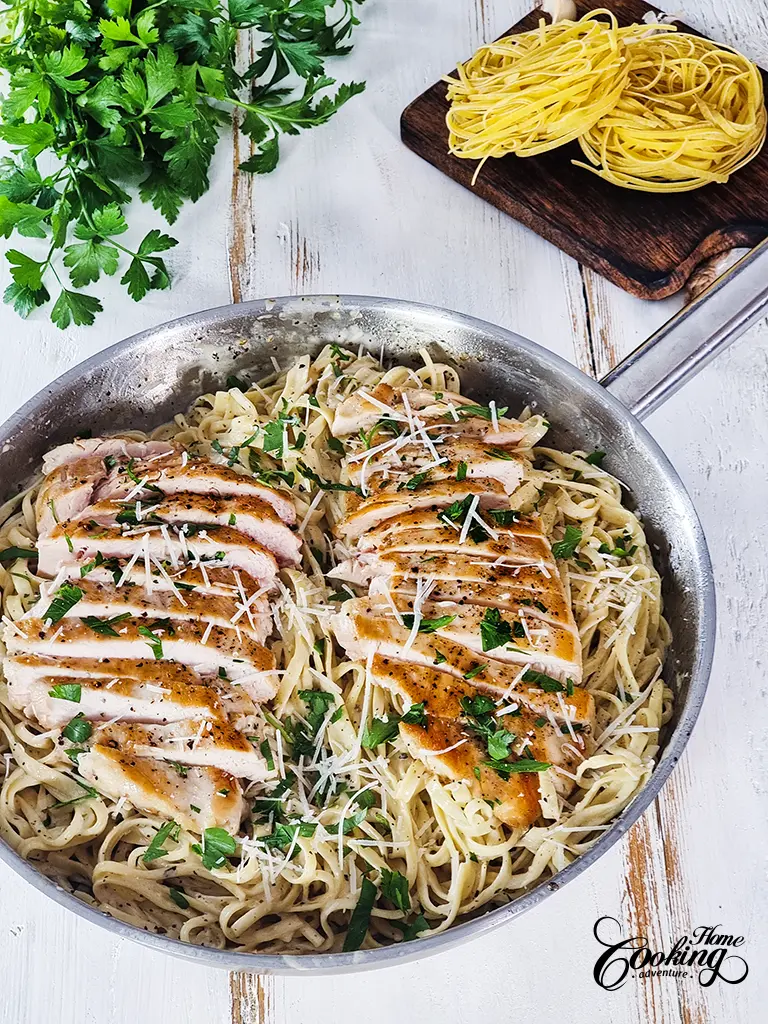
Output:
[{"xmin": 0, "ymin": 241, "xmax": 767, "ymax": 974}]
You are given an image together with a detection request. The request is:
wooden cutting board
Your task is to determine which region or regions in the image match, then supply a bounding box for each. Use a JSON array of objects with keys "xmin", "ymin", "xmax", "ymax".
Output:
[{"xmin": 400, "ymin": 0, "xmax": 768, "ymax": 299}]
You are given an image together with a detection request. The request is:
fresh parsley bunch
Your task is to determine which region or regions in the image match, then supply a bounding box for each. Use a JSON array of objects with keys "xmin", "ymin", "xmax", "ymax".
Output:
[{"xmin": 0, "ymin": 0, "xmax": 365, "ymax": 327}]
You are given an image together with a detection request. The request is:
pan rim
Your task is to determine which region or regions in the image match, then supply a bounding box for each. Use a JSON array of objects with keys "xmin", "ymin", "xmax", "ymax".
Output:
[{"xmin": 0, "ymin": 295, "xmax": 715, "ymax": 973}]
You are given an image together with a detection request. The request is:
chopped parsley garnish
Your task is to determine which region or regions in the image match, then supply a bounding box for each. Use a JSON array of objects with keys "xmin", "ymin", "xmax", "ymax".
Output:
[
  {"xmin": 313, "ymin": 638, "xmax": 326, "ymax": 657},
  {"xmin": 48, "ymin": 683, "xmax": 81, "ymax": 703},
  {"xmin": 329, "ymin": 590, "xmax": 354, "ymax": 603},
  {"xmin": 47, "ymin": 499, "xmax": 59, "ymax": 524},
  {"xmin": 42, "ymin": 582, "xmax": 82, "ymax": 624},
  {"xmin": 485, "ymin": 758, "xmax": 551, "ymax": 778},
  {"xmin": 484, "ymin": 447, "xmax": 514, "ymax": 460},
  {"xmin": 456, "ymin": 461, "xmax": 467, "ymax": 482},
  {"xmin": 522, "ymin": 668, "xmax": 565, "ymax": 693},
  {"xmin": 143, "ymin": 820, "xmax": 180, "ymax": 864},
  {"xmin": 262, "ymin": 414, "xmax": 298, "ymax": 455},
  {"xmin": 566, "ymin": 678, "xmax": 575, "ymax": 697},
  {"xmin": 552, "ymin": 525, "xmax": 582, "ymax": 560},
  {"xmin": 405, "ymin": 471, "xmax": 429, "ymax": 491},
  {"xmin": 342, "ymin": 876, "xmax": 376, "ymax": 952},
  {"xmin": 62, "ymin": 713, "xmax": 91, "ymax": 744},
  {"xmin": 167, "ymin": 761, "xmax": 188, "ymax": 778},
  {"xmin": 79, "ymin": 551, "xmax": 105, "ymax": 577},
  {"xmin": 226, "ymin": 375, "xmax": 249, "ymax": 391},
  {"xmin": 259, "ymin": 739, "xmax": 275, "ymax": 771},
  {"xmin": 81, "ymin": 612, "xmax": 132, "ymax": 637},
  {"xmin": 297, "ymin": 462, "xmax": 362, "ymax": 495},
  {"xmin": 438, "ymin": 494, "xmax": 489, "ymax": 543},
  {"xmin": 292, "ymin": 689, "xmax": 336, "ymax": 758},
  {"xmin": 0, "ymin": 546, "xmax": 37, "ymax": 562},
  {"xmin": 393, "ymin": 913, "xmax": 430, "ymax": 942},
  {"xmin": 228, "ymin": 513, "xmax": 237, "ymax": 526},
  {"xmin": 452, "ymin": 403, "xmax": 508, "ymax": 421},
  {"xmin": 584, "ymin": 450, "xmax": 606, "ymax": 466},
  {"xmin": 103, "ymin": 455, "xmax": 117, "ymax": 471},
  {"xmin": 137, "ymin": 625, "xmax": 163, "ymax": 660},
  {"xmin": 259, "ymin": 821, "xmax": 318, "ymax": 849},
  {"xmin": 400, "ymin": 702, "xmax": 427, "ymax": 727},
  {"xmin": 534, "ymin": 717, "xmax": 547, "ymax": 728},
  {"xmin": 327, "ymin": 437, "xmax": 345, "ymax": 455},
  {"xmin": 463, "ymin": 663, "xmax": 487, "ymax": 680},
  {"xmin": 169, "ymin": 887, "xmax": 189, "ymax": 910},
  {"xmin": 51, "ymin": 777, "xmax": 98, "ymax": 808},
  {"xmin": 480, "ymin": 607, "xmax": 515, "ymax": 652},
  {"xmin": 381, "ymin": 868, "xmax": 410, "ymax": 912},
  {"xmin": 360, "ymin": 418, "xmax": 399, "ymax": 449},
  {"xmin": 599, "ymin": 533, "xmax": 637, "ymax": 558},
  {"xmin": 433, "ymin": 650, "xmax": 447, "ymax": 665},
  {"xmin": 401, "ymin": 613, "xmax": 455, "ymax": 634},
  {"xmin": 362, "ymin": 716, "xmax": 401, "ymax": 748},
  {"xmin": 488, "ymin": 508, "xmax": 520, "ymax": 526},
  {"xmin": 192, "ymin": 827, "xmax": 236, "ymax": 870}
]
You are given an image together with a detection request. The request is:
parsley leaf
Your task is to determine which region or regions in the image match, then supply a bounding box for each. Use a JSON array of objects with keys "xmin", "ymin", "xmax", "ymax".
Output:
[
  {"xmin": 380, "ymin": 868, "xmax": 410, "ymax": 912},
  {"xmin": 143, "ymin": 820, "xmax": 180, "ymax": 863},
  {"xmin": 552, "ymin": 525, "xmax": 582, "ymax": 560},
  {"xmin": 342, "ymin": 876, "xmax": 376, "ymax": 952},
  {"xmin": 48, "ymin": 683, "xmax": 81, "ymax": 703},
  {"xmin": 192, "ymin": 827, "xmax": 237, "ymax": 870},
  {"xmin": 62, "ymin": 713, "xmax": 92, "ymax": 743},
  {"xmin": 41, "ymin": 583, "xmax": 82, "ymax": 624},
  {"xmin": 480, "ymin": 607, "xmax": 514, "ymax": 652},
  {"xmin": 400, "ymin": 613, "xmax": 455, "ymax": 634},
  {"xmin": 81, "ymin": 612, "xmax": 132, "ymax": 637}
]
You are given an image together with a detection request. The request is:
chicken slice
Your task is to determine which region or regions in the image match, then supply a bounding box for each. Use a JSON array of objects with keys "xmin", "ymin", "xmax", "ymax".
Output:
[
  {"xmin": 374, "ymin": 577, "xmax": 572, "ymax": 624},
  {"xmin": 83, "ymin": 493, "xmax": 301, "ymax": 567},
  {"xmin": 5, "ymin": 617, "xmax": 278, "ymax": 696},
  {"xmin": 347, "ymin": 438, "xmax": 526, "ymax": 495},
  {"xmin": 29, "ymin": 578, "xmax": 271, "ymax": 644},
  {"xmin": 338, "ymin": 479, "xmax": 512, "ymax": 540},
  {"xmin": 36, "ymin": 521, "xmax": 279, "ymax": 582},
  {"xmin": 71, "ymin": 563, "xmax": 264, "ymax": 600},
  {"xmin": 38, "ymin": 443, "xmax": 295, "ymax": 536},
  {"xmin": 359, "ymin": 592, "xmax": 579, "ymax": 677},
  {"xmin": 37, "ymin": 442, "xmax": 178, "ymax": 536},
  {"xmin": 3, "ymin": 655, "xmax": 255, "ymax": 728},
  {"xmin": 41, "ymin": 438, "xmax": 178, "ymax": 476},
  {"xmin": 370, "ymin": 654, "xmax": 585, "ymax": 825},
  {"xmin": 96, "ymin": 453, "xmax": 296, "ymax": 523},
  {"xmin": 329, "ymin": 550, "xmax": 555, "ymax": 591},
  {"xmin": 371, "ymin": 654, "xmax": 590, "ymax": 788},
  {"xmin": 331, "ymin": 384, "xmax": 537, "ymax": 445},
  {"xmin": 358, "ymin": 507, "xmax": 542, "ymax": 550},
  {"xmin": 95, "ymin": 720, "xmax": 270, "ymax": 780},
  {"xmin": 78, "ymin": 746, "xmax": 243, "ymax": 834},
  {"xmin": 333, "ymin": 600, "xmax": 589, "ymax": 701}
]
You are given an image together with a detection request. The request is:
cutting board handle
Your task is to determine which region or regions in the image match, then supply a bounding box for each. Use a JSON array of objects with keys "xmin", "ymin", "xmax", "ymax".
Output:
[{"xmin": 601, "ymin": 237, "xmax": 768, "ymax": 420}]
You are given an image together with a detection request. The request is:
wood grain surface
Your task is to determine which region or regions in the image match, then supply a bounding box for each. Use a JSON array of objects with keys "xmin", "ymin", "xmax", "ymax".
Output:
[
  {"xmin": 0, "ymin": 3, "xmax": 766, "ymax": 1023},
  {"xmin": 400, "ymin": 0, "xmax": 768, "ymax": 299}
]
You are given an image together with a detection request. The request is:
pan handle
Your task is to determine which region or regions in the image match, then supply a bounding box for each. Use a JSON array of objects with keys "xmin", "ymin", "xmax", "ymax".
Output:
[{"xmin": 600, "ymin": 235, "xmax": 768, "ymax": 421}]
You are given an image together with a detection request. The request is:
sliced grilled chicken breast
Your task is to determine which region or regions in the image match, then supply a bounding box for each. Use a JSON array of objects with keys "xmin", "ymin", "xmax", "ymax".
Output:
[
  {"xmin": 83, "ymin": 493, "xmax": 301, "ymax": 566},
  {"xmin": 4, "ymin": 656, "xmax": 255, "ymax": 728},
  {"xmin": 78, "ymin": 746, "xmax": 243, "ymax": 834},
  {"xmin": 371, "ymin": 655, "xmax": 590, "ymax": 791},
  {"xmin": 41, "ymin": 438, "xmax": 178, "ymax": 476},
  {"xmin": 330, "ymin": 550, "xmax": 556, "ymax": 591},
  {"xmin": 5, "ymin": 617, "xmax": 277, "ymax": 693},
  {"xmin": 37, "ymin": 522, "xmax": 279, "ymax": 581},
  {"xmin": 344, "ymin": 594, "xmax": 580, "ymax": 679},
  {"xmin": 29, "ymin": 578, "xmax": 271, "ymax": 644},
  {"xmin": 98, "ymin": 455, "xmax": 296, "ymax": 523},
  {"xmin": 334, "ymin": 600, "xmax": 587, "ymax": 699},
  {"xmin": 359, "ymin": 507, "xmax": 542, "ymax": 549},
  {"xmin": 95, "ymin": 720, "xmax": 270, "ymax": 780},
  {"xmin": 331, "ymin": 384, "xmax": 533, "ymax": 445},
  {"xmin": 71, "ymin": 563, "xmax": 266, "ymax": 599},
  {"xmin": 338, "ymin": 479, "xmax": 512, "ymax": 540},
  {"xmin": 399, "ymin": 715, "xmax": 541, "ymax": 827},
  {"xmin": 347, "ymin": 438, "xmax": 525, "ymax": 495}
]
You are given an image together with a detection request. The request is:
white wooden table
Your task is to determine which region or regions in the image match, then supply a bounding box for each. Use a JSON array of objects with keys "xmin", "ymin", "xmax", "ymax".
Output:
[{"xmin": 1, "ymin": 2, "xmax": 766, "ymax": 1021}]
